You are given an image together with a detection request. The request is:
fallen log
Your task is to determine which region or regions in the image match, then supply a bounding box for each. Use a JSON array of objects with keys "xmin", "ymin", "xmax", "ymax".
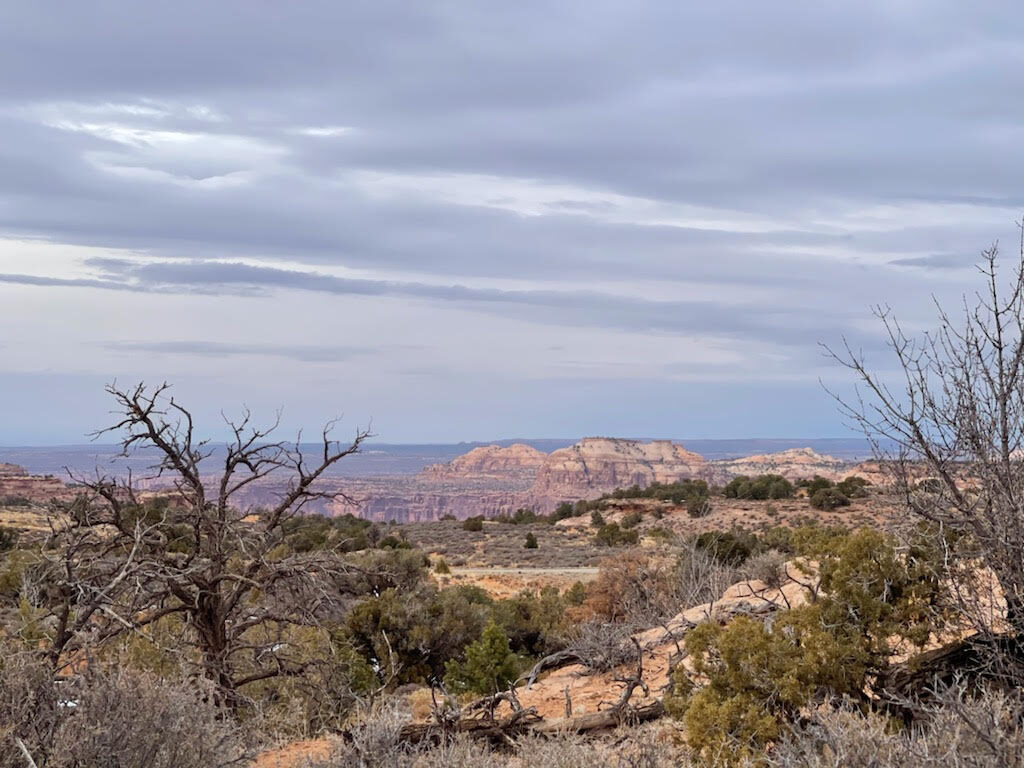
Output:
[
  {"xmin": 519, "ymin": 649, "xmax": 588, "ymax": 689},
  {"xmin": 531, "ymin": 700, "xmax": 666, "ymax": 734},
  {"xmin": 398, "ymin": 706, "xmax": 543, "ymax": 749},
  {"xmin": 398, "ymin": 637, "xmax": 672, "ymax": 747}
]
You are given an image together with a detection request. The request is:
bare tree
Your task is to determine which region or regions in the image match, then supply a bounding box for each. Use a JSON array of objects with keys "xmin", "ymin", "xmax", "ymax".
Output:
[
  {"xmin": 30, "ymin": 382, "xmax": 372, "ymax": 708},
  {"xmin": 831, "ymin": 239, "xmax": 1024, "ymax": 679}
]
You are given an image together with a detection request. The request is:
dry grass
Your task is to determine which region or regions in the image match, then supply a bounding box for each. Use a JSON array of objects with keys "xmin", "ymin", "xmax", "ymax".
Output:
[{"xmin": 402, "ymin": 520, "xmax": 605, "ymax": 568}]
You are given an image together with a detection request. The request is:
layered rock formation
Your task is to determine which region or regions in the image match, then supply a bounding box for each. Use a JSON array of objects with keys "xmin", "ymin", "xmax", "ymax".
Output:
[
  {"xmin": 327, "ymin": 444, "xmax": 547, "ymax": 522},
  {"xmin": 530, "ymin": 437, "xmax": 709, "ymax": 507},
  {"xmin": 419, "ymin": 444, "xmax": 546, "ymax": 482},
  {"xmin": 0, "ymin": 463, "xmax": 75, "ymax": 504},
  {"xmin": 329, "ymin": 438, "xmax": 712, "ymax": 522},
  {"xmin": 713, "ymin": 447, "xmax": 849, "ymax": 482},
  {"xmin": 4, "ymin": 440, "xmax": 855, "ymax": 523},
  {"xmin": 328, "ymin": 439, "xmax": 857, "ymax": 522}
]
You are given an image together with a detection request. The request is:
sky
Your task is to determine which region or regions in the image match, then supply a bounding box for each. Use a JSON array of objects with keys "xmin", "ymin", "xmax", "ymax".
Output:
[{"xmin": 1, "ymin": 1, "xmax": 1022, "ymax": 445}]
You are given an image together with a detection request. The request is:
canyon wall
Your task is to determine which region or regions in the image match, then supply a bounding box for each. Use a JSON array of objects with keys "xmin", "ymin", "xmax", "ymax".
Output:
[
  {"xmin": 0, "ymin": 463, "xmax": 76, "ymax": 504},
  {"xmin": 2, "ymin": 441, "xmax": 862, "ymax": 523},
  {"xmin": 529, "ymin": 437, "xmax": 710, "ymax": 509}
]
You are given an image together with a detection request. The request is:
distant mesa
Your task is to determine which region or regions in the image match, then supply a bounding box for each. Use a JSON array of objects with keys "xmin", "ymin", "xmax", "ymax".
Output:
[
  {"xmin": 420, "ymin": 444, "xmax": 546, "ymax": 482},
  {"xmin": 1, "ymin": 440, "xmax": 861, "ymax": 523},
  {"xmin": 0, "ymin": 463, "xmax": 75, "ymax": 505},
  {"xmin": 714, "ymin": 447, "xmax": 847, "ymax": 482},
  {"xmin": 530, "ymin": 437, "xmax": 709, "ymax": 506}
]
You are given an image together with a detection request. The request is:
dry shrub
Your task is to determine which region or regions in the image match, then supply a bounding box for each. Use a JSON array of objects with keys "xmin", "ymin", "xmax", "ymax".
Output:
[
  {"xmin": 740, "ymin": 549, "xmax": 788, "ymax": 589},
  {"xmin": 326, "ymin": 700, "xmax": 413, "ymax": 768},
  {"xmin": 565, "ymin": 620, "xmax": 638, "ymax": 672},
  {"xmin": 672, "ymin": 541, "xmax": 737, "ymax": 609},
  {"xmin": 771, "ymin": 687, "xmax": 1024, "ymax": 768},
  {"xmin": 581, "ymin": 544, "xmax": 735, "ymax": 626},
  {"xmin": 316, "ymin": 707, "xmax": 681, "ymax": 767},
  {"xmin": 0, "ymin": 654, "xmax": 61, "ymax": 767},
  {"xmin": 0, "ymin": 657, "xmax": 247, "ymax": 768},
  {"xmin": 407, "ymin": 687, "xmax": 436, "ymax": 721}
]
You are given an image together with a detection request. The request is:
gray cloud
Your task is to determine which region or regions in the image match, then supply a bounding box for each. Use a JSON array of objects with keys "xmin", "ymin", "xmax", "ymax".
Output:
[
  {"xmin": 0, "ymin": 1, "xmax": 1018, "ymax": 441},
  {"xmin": 888, "ymin": 253, "xmax": 976, "ymax": 269},
  {"xmin": 100, "ymin": 340, "xmax": 387, "ymax": 363},
  {"xmin": 0, "ymin": 258, "xmax": 860, "ymax": 352}
]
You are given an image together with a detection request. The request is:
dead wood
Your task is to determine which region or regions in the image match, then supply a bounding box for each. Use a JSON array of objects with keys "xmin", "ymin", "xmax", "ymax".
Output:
[{"xmin": 399, "ymin": 637, "xmax": 669, "ymax": 746}]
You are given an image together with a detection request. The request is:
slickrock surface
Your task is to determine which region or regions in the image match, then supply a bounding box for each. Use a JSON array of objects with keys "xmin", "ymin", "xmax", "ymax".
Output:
[
  {"xmin": 249, "ymin": 572, "xmax": 812, "ymax": 768},
  {"xmin": 513, "ymin": 576, "xmax": 811, "ymax": 721}
]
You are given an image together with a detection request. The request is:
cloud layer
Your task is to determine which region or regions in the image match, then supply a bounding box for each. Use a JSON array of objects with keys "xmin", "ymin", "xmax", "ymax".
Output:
[{"xmin": 1, "ymin": 1, "xmax": 1021, "ymax": 443}]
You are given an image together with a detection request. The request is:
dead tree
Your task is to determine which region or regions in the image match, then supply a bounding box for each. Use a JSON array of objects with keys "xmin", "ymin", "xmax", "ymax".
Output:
[
  {"xmin": 830, "ymin": 238, "xmax": 1024, "ymax": 683},
  {"xmin": 397, "ymin": 638, "xmax": 664, "ymax": 746},
  {"xmin": 33, "ymin": 382, "xmax": 371, "ymax": 709}
]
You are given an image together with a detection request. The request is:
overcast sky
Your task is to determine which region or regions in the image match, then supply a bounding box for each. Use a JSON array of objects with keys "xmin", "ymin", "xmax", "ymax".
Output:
[{"xmin": 1, "ymin": 1, "xmax": 1022, "ymax": 444}]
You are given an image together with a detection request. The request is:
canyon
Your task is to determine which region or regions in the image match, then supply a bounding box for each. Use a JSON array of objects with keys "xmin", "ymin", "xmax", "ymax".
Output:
[{"xmin": 2, "ymin": 438, "xmax": 863, "ymax": 523}]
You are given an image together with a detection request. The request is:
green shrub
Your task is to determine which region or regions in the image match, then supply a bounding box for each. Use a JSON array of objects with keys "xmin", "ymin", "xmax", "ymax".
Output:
[
  {"xmin": 346, "ymin": 583, "xmax": 493, "ymax": 684},
  {"xmin": 377, "ymin": 535, "xmax": 412, "ymax": 549},
  {"xmin": 496, "ymin": 508, "xmax": 546, "ymax": 525},
  {"xmin": 686, "ymin": 494, "xmax": 712, "ymax": 518},
  {"xmin": 676, "ymin": 527, "xmax": 942, "ymax": 765},
  {"xmin": 524, "ymin": 532, "xmax": 538, "ymax": 549},
  {"xmin": 646, "ymin": 525, "xmax": 676, "ymax": 543},
  {"xmin": 620, "ymin": 510, "xmax": 642, "ymax": 529},
  {"xmin": 605, "ymin": 479, "xmax": 709, "ymax": 504},
  {"xmin": 462, "ymin": 516, "xmax": 484, "ymax": 532},
  {"xmin": 724, "ymin": 474, "xmax": 794, "ymax": 500},
  {"xmin": 490, "ymin": 587, "xmax": 566, "ymax": 656},
  {"xmin": 590, "ymin": 510, "xmax": 605, "ymax": 528},
  {"xmin": 434, "ymin": 557, "xmax": 451, "ymax": 574},
  {"xmin": 799, "ymin": 475, "xmax": 835, "ymax": 495},
  {"xmin": 836, "ymin": 475, "xmax": 871, "ymax": 498},
  {"xmin": 443, "ymin": 620, "xmax": 521, "ymax": 695},
  {"xmin": 593, "ymin": 523, "xmax": 639, "ymax": 547},
  {"xmin": 551, "ymin": 501, "xmax": 576, "ymax": 521},
  {"xmin": 693, "ymin": 530, "xmax": 757, "ymax": 566},
  {"xmin": 810, "ymin": 487, "xmax": 851, "ymax": 510},
  {"xmin": 0, "ymin": 526, "xmax": 18, "ymax": 553},
  {"xmin": 564, "ymin": 581, "xmax": 587, "ymax": 606}
]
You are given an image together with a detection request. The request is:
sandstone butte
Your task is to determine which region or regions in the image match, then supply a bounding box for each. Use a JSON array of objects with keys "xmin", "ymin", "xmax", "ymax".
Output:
[
  {"xmin": 529, "ymin": 437, "xmax": 710, "ymax": 508},
  {"xmin": 712, "ymin": 446, "xmax": 848, "ymax": 482},
  {"xmin": 419, "ymin": 443, "xmax": 547, "ymax": 482},
  {"xmin": 2, "ymin": 440, "xmax": 867, "ymax": 522}
]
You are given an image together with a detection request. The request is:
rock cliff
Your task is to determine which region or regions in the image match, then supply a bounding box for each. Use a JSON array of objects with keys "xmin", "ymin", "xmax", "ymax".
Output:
[
  {"xmin": 530, "ymin": 437, "xmax": 709, "ymax": 507},
  {"xmin": 0, "ymin": 463, "xmax": 75, "ymax": 504},
  {"xmin": 419, "ymin": 444, "xmax": 546, "ymax": 482}
]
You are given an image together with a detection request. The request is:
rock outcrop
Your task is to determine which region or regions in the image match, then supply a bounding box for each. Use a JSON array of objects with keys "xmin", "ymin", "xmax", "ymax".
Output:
[
  {"xmin": 56, "ymin": 440, "xmax": 861, "ymax": 524},
  {"xmin": 330, "ymin": 438, "xmax": 712, "ymax": 522},
  {"xmin": 420, "ymin": 444, "xmax": 546, "ymax": 482},
  {"xmin": 712, "ymin": 446, "xmax": 849, "ymax": 482},
  {"xmin": 0, "ymin": 463, "xmax": 75, "ymax": 504},
  {"xmin": 530, "ymin": 438, "xmax": 709, "ymax": 508}
]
